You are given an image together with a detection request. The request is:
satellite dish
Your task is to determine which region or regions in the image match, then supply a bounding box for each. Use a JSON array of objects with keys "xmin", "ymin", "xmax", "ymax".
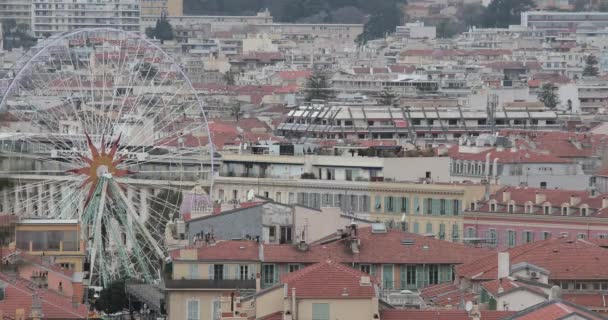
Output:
[
  {"xmin": 246, "ymin": 189, "xmax": 256, "ymax": 201},
  {"xmin": 465, "ymin": 301, "xmax": 473, "ymax": 312}
]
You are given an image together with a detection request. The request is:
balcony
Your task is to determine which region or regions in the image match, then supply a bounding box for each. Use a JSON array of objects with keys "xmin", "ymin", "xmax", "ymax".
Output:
[{"xmin": 165, "ymin": 279, "xmax": 256, "ymax": 290}]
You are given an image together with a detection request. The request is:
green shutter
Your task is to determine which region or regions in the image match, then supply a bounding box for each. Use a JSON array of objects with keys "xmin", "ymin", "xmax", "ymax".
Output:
[
  {"xmin": 370, "ymin": 264, "xmax": 377, "ymax": 276},
  {"xmin": 208, "ymin": 265, "xmax": 214, "ymax": 280},
  {"xmin": 416, "ymin": 265, "xmax": 426, "ymax": 288},
  {"xmin": 384, "ymin": 197, "xmax": 390, "ymax": 213},
  {"xmin": 426, "ymin": 222, "xmax": 433, "ymax": 234},
  {"xmin": 439, "ymin": 224, "xmax": 445, "ymax": 239},
  {"xmin": 312, "ymin": 303, "xmax": 329, "ymax": 320},
  {"xmin": 413, "ymin": 222, "xmax": 419, "ymax": 233},
  {"xmin": 433, "ymin": 199, "xmax": 441, "ymax": 215},
  {"xmin": 454, "ymin": 200, "xmax": 461, "ymax": 215},
  {"xmin": 374, "ymin": 196, "xmax": 382, "ymax": 212},
  {"xmin": 452, "ymin": 224, "xmax": 459, "ymax": 241},
  {"xmin": 445, "ymin": 199, "xmax": 453, "ymax": 216},
  {"xmin": 414, "ymin": 197, "xmax": 420, "ymax": 215}
]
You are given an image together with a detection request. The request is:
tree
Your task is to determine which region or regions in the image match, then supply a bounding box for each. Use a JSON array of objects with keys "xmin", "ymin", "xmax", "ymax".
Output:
[
  {"xmin": 145, "ymin": 15, "xmax": 175, "ymax": 43},
  {"xmin": 304, "ymin": 70, "xmax": 331, "ymax": 101},
  {"xmin": 136, "ymin": 62, "xmax": 158, "ymax": 81},
  {"xmin": 93, "ymin": 279, "xmax": 140, "ymax": 314},
  {"xmin": 600, "ymin": 2, "xmax": 608, "ymax": 12},
  {"xmin": 583, "ymin": 54, "xmax": 599, "ymax": 77},
  {"xmin": 356, "ymin": 2, "xmax": 403, "ymax": 45},
  {"xmin": 223, "ymin": 71, "xmax": 236, "ymax": 85},
  {"xmin": 459, "ymin": 3, "xmax": 485, "ymax": 28},
  {"xmin": 378, "ymin": 87, "xmax": 397, "ymax": 105},
  {"xmin": 538, "ymin": 83, "xmax": 560, "ymax": 110},
  {"xmin": 230, "ymin": 103, "xmax": 244, "ymax": 122},
  {"xmin": 482, "ymin": 0, "xmax": 535, "ymax": 28}
]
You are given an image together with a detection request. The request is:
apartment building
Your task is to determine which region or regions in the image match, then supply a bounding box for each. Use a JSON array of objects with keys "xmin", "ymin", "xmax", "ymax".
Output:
[
  {"xmin": 141, "ymin": 10, "xmax": 273, "ymax": 33},
  {"xmin": 521, "ymin": 11, "xmax": 608, "ymax": 31},
  {"xmin": 0, "ymin": 0, "xmax": 31, "ymax": 26},
  {"xmin": 140, "ymin": 0, "xmax": 181, "ymax": 17},
  {"xmin": 31, "ymin": 0, "xmax": 140, "ymax": 38},
  {"xmin": 463, "ymin": 187, "xmax": 608, "ymax": 250}
]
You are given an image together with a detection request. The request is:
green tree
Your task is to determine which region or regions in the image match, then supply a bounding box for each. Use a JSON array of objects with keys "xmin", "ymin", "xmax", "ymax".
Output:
[
  {"xmin": 583, "ymin": 54, "xmax": 599, "ymax": 77},
  {"xmin": 482, "ymin": 0, "xmax": 535, "ymax": 28},
  {"xmin": 600, "ymin": 3, "xmax": 608, "ymax": 12},
  {"xmin": 356, "ymin": 2, "xmax": 403, "ymax": 45},
  {"xmin": 145, "ymin": 15, "xmax": 175, "ymax": 43},
  {"xmin": 304, "ymin": 70, "xmax": 331, "ymax": 101},
  {"xmin": 378, "ymin": 87, "xmax": 397, "ymax": 105},
  {"xmin": 223, "ymin": 71, "xmax": 236, "ymax": 85},
  {"xmin": 459, "ymin": 3, "xmax": 485, "ymax": 27},
  {"xmin": 230, "ymin": 103, "xmax": 244, "ymax": 122},
  {"xmin": 538, "ymin": 83, "xmax": 560, "ymax": 110},
  {"xmin": 93, "ymin": 279, "xmax": 141, "ymax": 314},
  {"xmin": 136, "ymin": 62, "xmax": 158, "ymax": 81}
]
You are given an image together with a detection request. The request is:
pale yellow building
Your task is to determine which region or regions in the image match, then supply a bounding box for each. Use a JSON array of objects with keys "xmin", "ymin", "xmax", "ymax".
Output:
[
  {"xmin": 14, "ymin": 219, "xmax": 86, "ymax": 272},
  {"xmin": 141, "ymin": 0, "xmax": 182, "ymax": 18}
]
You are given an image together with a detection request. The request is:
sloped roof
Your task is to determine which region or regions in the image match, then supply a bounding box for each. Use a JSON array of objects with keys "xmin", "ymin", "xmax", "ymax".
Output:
[
  {"xmin": 448, "ymin": 146, "xmax": 571, "ymax": 164},
  {"xmin": 481, "ymin": 278, "xmax": 548, "ymax": 298},
  {"xmin": 171, "ymin": 240, "xmax": 260, "ymax": 262},
  {"xmin": 280, "ymin": 260, "xmax": 376, "ymax": 299},
  {"xmin": 382, "ymin": 310, "xmax": 515, "ymax": 320},
  {"xmin": 456, "ymin": 238, "xmax": 608, "ymax": 281},
  {"xmin": 503, "ymin": 299, "xmax": 606, "ymax": 320}
]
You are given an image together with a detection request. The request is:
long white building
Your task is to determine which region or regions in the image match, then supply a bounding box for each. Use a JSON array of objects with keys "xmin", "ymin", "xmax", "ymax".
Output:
[{"xmin": 31, "ymin": 0, "xmax": 140, "ymax": 38}]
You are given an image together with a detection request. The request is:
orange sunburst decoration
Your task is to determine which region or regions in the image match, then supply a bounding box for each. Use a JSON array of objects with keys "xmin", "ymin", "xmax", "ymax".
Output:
[{"xmin": 67, "ymin": 133, "xmax": 133, "ymax": 205}]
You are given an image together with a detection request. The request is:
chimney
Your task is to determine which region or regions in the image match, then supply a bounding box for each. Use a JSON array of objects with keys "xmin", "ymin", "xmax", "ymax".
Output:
[
  {"xmin": 602, "ymin": 197, "xmax": 608, "ymax": 209},
  {"xmin": 549, "ymin": 285, "xmax": 562, "ymax": 300},
  {"xmin": 535, "ymin": 192, "xmax": 546, "ymax": 204},
  {"xmin": 255, "ymin": 272, "xmax": 261, "ymax": 291},
  {"xmin": 570, "ymin": 195, "xmax": 581, "ymax": 206},
  {"xmin": 291, "ymin": 288, "xmax": 296, "ymax": 320},
  {"xmin": 502, "ymin": 191, "xmax": 511, "ymax": 202},
  {"xmin": 15, "ymin": 309, "xmax": 25, "ymax": 320},
  {"xmin": 497, "ymin": 252, "xmax": 510, "ymax": 279},
  {"xmin": 30, "ymin": 294, "xmax": 43, "ymax": 320},
  {"xmin": 470, "ymin": 304, "xmax": 481, "ymax": 320}
]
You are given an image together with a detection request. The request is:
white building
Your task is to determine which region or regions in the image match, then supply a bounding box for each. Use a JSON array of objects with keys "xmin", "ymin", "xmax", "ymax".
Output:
[
  {"xmin": 395, "ymin": 22, "xmax": 436, "ymax": 40},
  {"xmin": 521, "ymin": 11, "xmax": 608, "ymax": 31},
  {"xmin": 0, "ymin": 0, "xmax": 31, "ymax": 26},
  {"xmin": 31, "ymin": 0, "xmax": 140, "ymax": 38}
]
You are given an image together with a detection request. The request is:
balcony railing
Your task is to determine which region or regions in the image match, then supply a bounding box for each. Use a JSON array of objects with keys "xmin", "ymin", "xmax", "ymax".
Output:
[{"xmin": 165, "ymin": 279, "xmax": 256, "ymax": 290}]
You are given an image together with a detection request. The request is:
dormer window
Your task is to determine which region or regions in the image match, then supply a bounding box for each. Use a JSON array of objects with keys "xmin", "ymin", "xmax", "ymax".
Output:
[
  {"xmin": 581, "ymin": 206, "xmax": 588, "ymax": 217},
  {"xmin": 525, "ymin": 202, "xmax": 533, "ymax": 214},
  {"xmin": 508, "ymin": 202, "xmax": 515, "ymax": 213},
  {"xmin": 490, "ymin": 203, "xmax": 497, "ymax": 212},
  {"xmin": 561, "ymin": 206, "xmax": 568, "ymax": 216},
  {"xmin": 544, "ymin": 205, "xmax": 550, "ymax": 215}
]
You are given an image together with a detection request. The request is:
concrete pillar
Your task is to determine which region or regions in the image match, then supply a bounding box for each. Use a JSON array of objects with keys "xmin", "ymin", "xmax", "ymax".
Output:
[
  {"xmin": 48, "ymin": 183, "xmax": 57, "ymax": 217},
  {"xmin": 3, "ymin": 190, "xmax": 9, "ymax": 213},
  {"xmin": 140, "ymin": 187, "xmax": 149, "ymax": 222},
  {"xmin": 25, "ymin": 185, "xmax": 33, "ymax": 214},
  {"xmin": 36, "ymin": 184, "xmax": 43, "ymax": 216}
]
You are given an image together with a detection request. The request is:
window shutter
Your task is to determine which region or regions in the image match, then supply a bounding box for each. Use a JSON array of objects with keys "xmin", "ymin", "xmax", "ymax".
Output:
[
  {"xmin": 223, "ymin": 265, "xmax": 229, "ymax": 280},
  {"xmin": 208, "ymin": 265, "xmax": 214, "ymax": 280},
  {"xmin": 433, "ymin": 199, "xmax": 441, "ymax": 215},
  {"xmin": 445, "ymin": 199, "xmax": 453, "ymax": 216},
  {"xmin": 384, "ymin": 197, "xmax": 390, "ymax": 213},
  {"xmin": 413, "ymin": 197, "xmax": 420, "ymax": 215},
  {"xmin": 249, "ymin": 264, "xmax": 257, "ymax": 279},
  {"xmin": 413, "ymin": 222, "xmax": 419, "ymax": 233},
  {"xmin": 273, "ymin": 265, "xmax": 279, "ymax": 283},
  {"xmin": 400, "ymin": 265, "xmax": 406, "ymax": 289},
  {"xmin": 370, "ymin": 264, "xmax": 377, "ymax": 276}
]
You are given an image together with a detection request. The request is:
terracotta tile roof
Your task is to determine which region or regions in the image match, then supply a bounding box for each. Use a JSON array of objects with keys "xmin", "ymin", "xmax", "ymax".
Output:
[
  {"xmin": 448, "ymin": 146, "xmax": 571, "ymax": 164},
  {"xmin": 258, "ymin": 311, "xmax": 283, "ymax": 320},
  {"xmin": 382, "ymin": 310, "xmax": 515, "ymax": 320},
  {"xmin": 481, "ymin": 278, "xmax": 548, "ymax": 298},
  {"xmin": 232, "ymin": 52, "xmax": 284, "ymax": 63},
  {"xmin": 503, "ymin": 299, "xmax": 605, "ymax": 320},
  {"xmin": 500, "ymin": 130, "xmax": 608, "ymax": 159},
  {"xmin": 0, "ymin": 273, "xmax": 88, "ymax": 319},
  {"xmin": 264, "ymin": 227, "xmax": 487, "ymax": 265},
  {"xmin": 474, "ymin": 186, "xmax": 608, "ymax": 217},
  {"xmin": 456, "ymin": 238, "xmax": 608, "ymax": 281},
  {"xmin": 419, "ymin": 283, "xmax": 476, "ymax": 307},
  {"xmin": 280, "ymin": 261, "xmax": 376, "ymax": 299},
  {"xmin": 562, "ymin": 294, "xmax": 608, "ymax": 309},
  {"xmin": 275, "ymin": 70, "xmax": 311, "ymax": 80}
]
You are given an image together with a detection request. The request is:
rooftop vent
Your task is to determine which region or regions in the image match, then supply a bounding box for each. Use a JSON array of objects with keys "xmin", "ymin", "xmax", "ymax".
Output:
[
  {"xmin": 401, "ymin": 239, "xmax": 415, "ymax": 245},
  {"xmin": 371, "ymin": 223, "xmax": 387, "ymax": 234}
]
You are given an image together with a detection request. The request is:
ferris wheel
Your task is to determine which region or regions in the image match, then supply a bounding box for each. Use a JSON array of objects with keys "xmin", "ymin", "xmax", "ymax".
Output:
[{"xmin": 0, "ymin": 28, "xmax": 214, "ymax": 287}]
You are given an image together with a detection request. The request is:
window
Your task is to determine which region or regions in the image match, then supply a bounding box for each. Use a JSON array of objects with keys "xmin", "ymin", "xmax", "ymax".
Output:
[
  {"xmin": 312, "ymin": 303, "xmax": 330, "ymax": 320},
  {"xmin": 269, "ymin": 226, "xmax": 276, "ymax": 241},
  {"xmin": 213, "ymin": 264, "xmax": 224, "ymax": 280},
  {"xmin": 428, "ymin": 265, "xmax": 439, "ymax": 285},
  {"xmin": 400, "ymin": 197, "xmax": 409, "ymax": 213},
  {"xmin": 544, "ymin": 206, "xmax": 550, "ymax": 215},
  {"xmin": 360, "ymin": 264, "xmax": 371, "ymax": 274},
  {"xmin": 275, "ymin": 192, "xmax": 282, "ymax": 202},
  {"xmin": 508, "ymin": 204, "xmax": 514, "ymax": 213},
  {"xmin": 345, "ymin": 169, "xmax": 353, "ymax": 181},
  {"xmin": 439, "ymin": 224, "xmax": 446, "ymax": 240},
  {"xmin": 470, "ymin": 202, "xmax": 476, "ymax": 211},
  {"xmin": 578, "ymin": 233, "xmax": 587, "ymax": 239},
  {"xmin": 212, "ymin": 300, "xmax": 221, "ymax": 320},
  {"xmin": 426, "ymin": 222, "xmax": 433, "ymax": 234},
  {"xmin": 189, "ymin": 264, "xmax": 198, "ymax": 279},
  {"xmin": 239, "ymin": 265, "xmax": 249, "ymax": 280},
  {"xmin": 488, "ymin": 229, "xmax": 497, "ymax": 245},
  {"xmin": 543, "ymin": 232, "xmax": 552, "ymax": 240},
  {"xmin": 508, "ymin": 230, "xmax": 516, "ymax": 247},
  {"xmin": 289, "ymin": 264, "xmax": 301, "ymax": 273},
  {"xmin": 490, "ymin": 202, "xmax": 497, "ymax": 212},
  {"xmin": 187, "ymin": 300, "xmax": 200, "ymax": 320},
  {"xmin": 561, "ymin": 206, "xmax": 568, "ymax": 216},
  {"xmin": 581, "ymin": 207, "xmax": 588, "ymax": 216},
  {"xmin": 263, "ymin": 264, "xmax": 275, "ymax": 285},
  {"xmin": 280, "ymin": 226, "xmax": 292, "ymax": 244},
  {"xmin": 440, "ymin": 199, "xmax": 446, "ymax": 215},
  {"xmin": 404, "ymin": 265, "xmax": 416, "ymax": 286},
  {"xmin": 453, "ymin": 199, "xmax": 460, "ymax": 215},
  {"xmin": 576, "ymin": 283, "xmax": 588, "ymax": 290},
  {"xmin": 426, "ymin": 171, "xmax": 431, "ymax": 179},
  {"xmin": 540, "ymin": 182, "xmax": 547, "ymax": 189},
  {"xmin": 522, "ymin": 231, "xmax": 534, "ymax": 243},
  {"xmin": 426, "ymin": 198, "xmax": 433, "ymax": 214},
  {"xmin": 467, "ymin": 227, "xmax": 476, "ymax": 238},
  {"xmin": 386, "ymin": 196, "xmax": 395, "ymax": 212}
]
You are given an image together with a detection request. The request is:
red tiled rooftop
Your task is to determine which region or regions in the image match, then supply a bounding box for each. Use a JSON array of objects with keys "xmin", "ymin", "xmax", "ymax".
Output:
[
  {"xmin": 448, "ymin": 146, "xmax": 571, "ymax": 164},
  {"xmin": 382, "ymin": 309, "xmax": 515, "ymax": 320},
  {"xmin": 456, "ymin": 238, "xmax": 608, "ymax": 281},
  {"xmin": 264, "ymin": 227, "xmax": 487, "ymax": 265},
  {"xmin": 562, "ymin": 294, "xmax": 608, "ymax": 309},
  {"xmin": 275, "ymin": 70, "xmax": 311, "ymax": 80},
  {"xmin": 481, "ymin": 278, "xmax": 547, "ymax": 298},
  {"xmin": 505, "ymin": 299, "xmax": 605, "ymax": 320},
  {"xmin": 281, "ymin": 261, "xmax": 376, "ymax": 299},
  {"xmin": 171, "ymin": 240, "xmax": 260, "ymax": 261}
]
